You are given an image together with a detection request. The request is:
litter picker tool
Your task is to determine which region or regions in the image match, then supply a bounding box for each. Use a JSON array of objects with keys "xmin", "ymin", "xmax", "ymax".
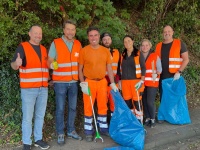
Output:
[
  {"xmin": 136, "ymin": 89, "xmax": 143, "ymax": 125},
  {"xmin": 88, "ymin": 87, "xmax": 104, "ymax": 142}
]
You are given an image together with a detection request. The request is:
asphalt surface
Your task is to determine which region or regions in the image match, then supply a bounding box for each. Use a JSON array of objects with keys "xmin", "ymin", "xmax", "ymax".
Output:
[{"xmin": 12, "ymin": 108, "xmax": 200, "ymax": 150}]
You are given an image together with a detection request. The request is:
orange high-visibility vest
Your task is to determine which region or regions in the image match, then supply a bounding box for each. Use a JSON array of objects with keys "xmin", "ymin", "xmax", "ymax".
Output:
[
  {"xmin": 52, "ymin": 38, "xmax": 81, "ymax": 81},
  {"xmin": 144, "ymin": 53, "xmax": 160, "ymax": 87},
  {"xmin": 111, "ymin": 49, "xmax": 120, "ymax": 75},
  {"xmin": 121, "ymin": 51, "xmax": 141, "ymax": 78},
  {"xmin": 155, "ymin": 39, "xmax": 182, "ymax": 73},
  {"xmin": 106, "ymin": 49, "xmax": 120, "ymax": 75},
  {"xmin": 19, "ymin": 42, "xmax": 49, "ymax": 88},
  {"xmin": 134, "ymin": 52, "xmax": 141, "ymax": 78}
]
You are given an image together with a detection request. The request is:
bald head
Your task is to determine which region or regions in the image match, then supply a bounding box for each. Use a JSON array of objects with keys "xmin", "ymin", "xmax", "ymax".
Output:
[
  {"xmin": 163, "ymin": 25, "xmax": 174, "ymax": 43},
  {"xmin": 28, "ymin": 25, "xmax": 42, "ymax": 45}
]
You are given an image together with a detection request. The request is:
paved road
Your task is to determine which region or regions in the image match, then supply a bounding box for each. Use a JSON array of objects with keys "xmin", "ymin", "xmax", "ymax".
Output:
[
  {"xmin": 152, "ymin": 135, "xmax": 200, "ymax": 150},
  {"xmin": 2, "ymin": 108, "xmax": 200, "ymax": 150}
]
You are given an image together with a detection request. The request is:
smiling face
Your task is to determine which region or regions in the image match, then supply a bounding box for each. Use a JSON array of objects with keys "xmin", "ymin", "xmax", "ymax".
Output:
[
  {"xmin": 123, "ymin": 36, "xmax": 134, "ymax": 51},
  {"xmin": 63, "ymin": 23, "xmax": 76, "ymax": 42},
  {"xmin": 29, "ymin": 26, "xmax": 42, "ymax": 45},
  {"xmin": 88, "ymin": 30, "xmax": 100, "ymax": 48},
  {"xmin": 141, "ymin": 40, "xmax": 151, "ymax": 53},
  {"xmin": 102, "ymin": 36, "xmax": 112, "ymax": 48},
  {"xmin": 163, "ymin": 25, "xmax": 174, "ymax": 43}
]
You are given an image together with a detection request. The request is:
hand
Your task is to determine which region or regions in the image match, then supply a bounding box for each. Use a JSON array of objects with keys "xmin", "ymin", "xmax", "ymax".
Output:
[
  {"xmin": 152, "ymin": 73, "xmax": 157, "ymax": 81},
  {"xmin": 50, "ymin": 60, "xmax": 58, "ymax": 70},
  {"xmin": 110, "ymin": 83, "xmax": 118, "ymax": 92},
  {"xmin": 16, "ymin": 53, "xmax": 22, "ymax": 68},
  {"xmin": 80, "ymin": 82, "xmax": 89, "ymax": 95},
  {"xmin": 118, "ymin": 80, "xmax": 121, "ymax": 90},
  {"xmin": 174, "ymin": 72, "xmax": 180, "ymax": 80},
  {"xmin": 114, "ymin": 75, "xmax": 120, "ymax": 83},
  {"xmin": 135, "ymin": 80, "xmax": 144, "ymax": 90}
]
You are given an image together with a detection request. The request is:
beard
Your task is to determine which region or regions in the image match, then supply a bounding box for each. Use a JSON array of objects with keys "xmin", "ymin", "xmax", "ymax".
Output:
[{"xmin": 103, "ymin": 43, "xmax": 111, "ymax": 48}]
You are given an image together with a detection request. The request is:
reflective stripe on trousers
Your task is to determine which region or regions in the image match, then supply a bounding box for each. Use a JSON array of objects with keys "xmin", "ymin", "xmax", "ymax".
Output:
[{"xmin": 84, "ymin": 116, "xmax": 94, "ymax": 135}]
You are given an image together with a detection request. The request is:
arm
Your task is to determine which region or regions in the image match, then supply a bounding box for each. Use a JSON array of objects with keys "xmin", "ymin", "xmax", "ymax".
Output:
[
  {"xmin": 179, "ymin": 51, "xmax": 189, "ymax": 72},
  {"xmin": 11, "ymin": 45, "xmax": 24, "ymax": 70},
  {"xmin": 47, "ymin": 56, "xmax": 54, "ymax": 68},
  {"xmin": 78, "ymin": 64, "xmax": 85, "ymax": 82},
  {"xmin": 108, "ymin": 63, "xmax": 118, "ymax": 92},
  {"xmin": 107, "ymin": 64, "xmax": 115, "ymax": 83},
  {"xmin": 156, "ymin": 55, "xmax": 162, "ymax": 74},
  {"xmin": 116, "ymin": 53, "xmax": 121, "ymax": 79},
  {"xmin": 47, "ymin": 42, "xmax": 57, "ymax": 68},
  {"xmin": 11, "ymin": 53, "xmax": 22, "ymax": 70},
  {"xmin": 139, "ymin": 53, "xmax": 146, "ymax": 81}
]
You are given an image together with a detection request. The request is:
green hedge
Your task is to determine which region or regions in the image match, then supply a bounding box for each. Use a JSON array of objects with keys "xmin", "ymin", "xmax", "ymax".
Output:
[{"xmin": 0, "ymin": 0, "xmax": 200, "ymax": 146}]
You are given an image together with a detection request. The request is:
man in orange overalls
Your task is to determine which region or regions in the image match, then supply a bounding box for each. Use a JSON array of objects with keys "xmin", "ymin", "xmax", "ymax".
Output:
[
  {"xmin": 79, "ymin": 27, "xmax": 118, "ymax": 142},
  {"xmin": 100, "ymin": 32, "xmax": 121, "ymax": 117}
]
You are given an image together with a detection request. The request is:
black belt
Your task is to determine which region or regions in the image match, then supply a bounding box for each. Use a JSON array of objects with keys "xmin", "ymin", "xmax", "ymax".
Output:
[{"xmin": 88, "ymin": 78, "xmax": 103, "ymax": 81}]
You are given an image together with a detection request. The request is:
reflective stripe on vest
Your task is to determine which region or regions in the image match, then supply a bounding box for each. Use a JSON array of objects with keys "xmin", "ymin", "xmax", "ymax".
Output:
[
  {"xmin": 155, "ymin": 39, "xmax": 182, "ymax": 73},
  {"xmin": 19, "ymin": 42, "xmax": 48, "ymax": 88},
  {"xmin": 20, "ymin": 77, "xmax": 48, "ymax": 82},
  {"xmin": 106, "ymin": 49, "xmax": 120, "ymax": 75},
  {"xmin": 120, "ymin": 52, "xmax": 141, "ymax": 78},
  {"xmin": 144, "ymin": 77, "xmax": 159, "ymax": 82},
  {"xmin": 53, "ymin": 71, "xmax": 78, "ymax": 76},
  {"xmin": 20, "ymin": 68, "xmax": 48, "ymax": 73},
  {"xmin": 144, "ymin": 53, "xmax": 160, "ymax": 87},
  {"xmin": 134, "ymin": 54, "xmax": 141, "ymax": 78},
  {"xmin": 52, "ymin": 38, "xmax": 81, "ymax": 81}
]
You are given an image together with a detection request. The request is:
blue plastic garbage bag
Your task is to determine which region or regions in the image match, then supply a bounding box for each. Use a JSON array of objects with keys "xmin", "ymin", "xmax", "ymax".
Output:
[
  {"xmin": 104, "ymin": 146, "xmax": 135, "ymax": 150},
  {"xmin": 109, "ymin": 90, "xmax": 145, "ymax": 150},
  {"xmin": 157, "ymin": 76, "xmax": 191, "ymax": 124}
]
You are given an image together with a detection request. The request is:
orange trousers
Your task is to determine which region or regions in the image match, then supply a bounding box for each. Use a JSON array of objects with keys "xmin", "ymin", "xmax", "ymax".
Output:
[
  {"xmin": 121, "ymin": 79, "xmax": 144, "ymax": 101},
  {"xmin": 83, "ymin": 78, "xmax": 108, "ymax": 116},
  {"xmin": 121, "ymin": 79, "xmax": 144, "ymax": 122},
  {"xmin": 107, "ymin": 83, "xmax": 119, "ymax": 112}
]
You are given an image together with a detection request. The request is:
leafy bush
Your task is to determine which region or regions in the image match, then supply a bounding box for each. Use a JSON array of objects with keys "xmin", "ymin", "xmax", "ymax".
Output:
[
  {"xmin": 0, "ymin": 0, "xmax": 126, "ymax": 146},
  {"xmin": 0, "ymin": 0, "xmax": 200, "ymax": 146}
]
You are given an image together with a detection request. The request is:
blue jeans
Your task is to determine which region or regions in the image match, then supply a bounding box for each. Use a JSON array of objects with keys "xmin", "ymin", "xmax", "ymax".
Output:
[
  {"xmin": 21, "ymin": 87, "xmax": 48, "ymax": 145},
  {"xmin": 54, "ymin": 82, "xmax": 78, "ymax": 134}
]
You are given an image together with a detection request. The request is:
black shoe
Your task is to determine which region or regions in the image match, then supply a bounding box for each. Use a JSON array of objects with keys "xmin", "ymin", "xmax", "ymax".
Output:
[
  {"xmin": 34, "ymin": 140, "xmax": 50, "ymax": 150},
  {"xmin": 150, "ymin": 119, "xmax": 156, "ymax": 128},
  {"xmin": 22, "ymin": 144, "xmax": 31, "ymax": 150},
  {"xmin": 85, "ymin": 135, "xmax": 93, "ymax": 142},
  {"xmin": 144, "ymin": 119, "xmax": 151, "ymax": 126}
]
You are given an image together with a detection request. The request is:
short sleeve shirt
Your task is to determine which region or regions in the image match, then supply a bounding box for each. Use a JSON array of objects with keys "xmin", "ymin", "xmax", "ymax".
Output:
[
  {"xmin": 48, "ymin": 35, "xmax": 73, "ymax": 59},
  {"xmin": 11, "ymin": 43, "xmax": 41, "ymax": 67},
  {"xmin": 160, "ymin": 40, "xmax": 187, "ymax": 79},
  {"xmin": 79, "ymin": 45, "xmax": 112, "ymax": 79}
]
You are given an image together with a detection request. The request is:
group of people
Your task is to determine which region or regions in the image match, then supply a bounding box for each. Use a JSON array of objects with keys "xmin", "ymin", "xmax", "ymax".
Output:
[{"xmin": 11, "ymin": 19, "xmax": 189, "ymax": 150}]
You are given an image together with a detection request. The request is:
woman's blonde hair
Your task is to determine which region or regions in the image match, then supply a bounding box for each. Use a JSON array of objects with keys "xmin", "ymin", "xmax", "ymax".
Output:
[{"xmin": 141, "ymin": 39, "xmax": 152, "ymax": 48}]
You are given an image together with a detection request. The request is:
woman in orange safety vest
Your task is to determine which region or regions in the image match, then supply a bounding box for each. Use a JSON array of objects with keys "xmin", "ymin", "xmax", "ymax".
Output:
[
  {"xmin": 140, "ymin": 39, "xmax": 162, "ymax": 128},
  {"xmin": 120, "ymin": 35, "xmax": 146, "ymax": 124}
]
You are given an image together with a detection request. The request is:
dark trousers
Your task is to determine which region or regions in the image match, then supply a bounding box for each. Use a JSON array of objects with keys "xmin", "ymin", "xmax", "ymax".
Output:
[
  {"xmin": 159, "ymin": 79, "xmax": 163, "ymax": 102},
  {"xmin": 142, "ymin": 86, "xmax": 158, "ymax": 119}
]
